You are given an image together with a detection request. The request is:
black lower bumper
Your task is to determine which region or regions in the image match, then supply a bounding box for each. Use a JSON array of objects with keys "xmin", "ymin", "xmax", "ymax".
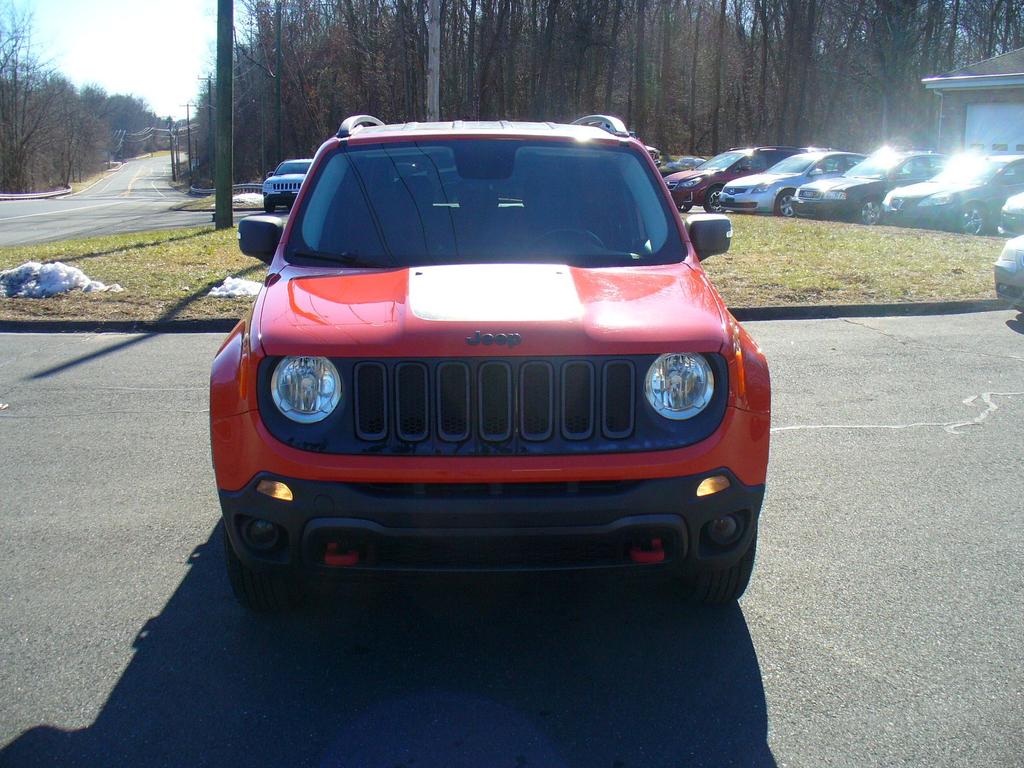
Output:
[
  {"xmin": 219, "ymin": 471, "xmax": 764, "ymax": 577},
  {"xmin": 264, "ymin": 193, "xmax": 296, "ymax": 208},
  {"xmin": 792, "ymin": 198, "xmax": 850, "ymax": 220}
]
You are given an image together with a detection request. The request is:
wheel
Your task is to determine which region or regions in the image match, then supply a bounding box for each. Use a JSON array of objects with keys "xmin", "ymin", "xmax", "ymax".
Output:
[
  {"xmin": 774, "ymin": 189, "xmax": 796, "ymax": 217},
  {"xmin": 960, "ymin": 202, "xmax": 988, "ymax": 235},
  {"xmin": 679, "ymin": 203, "xmax": 693, "ymax": 213},
  {"xmin": 688, "ymin": 529, "xmax": 758, "ymax": 604},
  {"xmin": 223, "ymin": 523, "xmax": 302, "ymax": 612},
  {"xmin": 703, "ymin": 186, "xmax": 725, "ymax": 213},
  {"xmin": 263, "ymin": 197, "xmax": 275, "ymax": 213},
  {"xmin": 859, "ymin": 198, "xmax": 882, "ymax": 225}
]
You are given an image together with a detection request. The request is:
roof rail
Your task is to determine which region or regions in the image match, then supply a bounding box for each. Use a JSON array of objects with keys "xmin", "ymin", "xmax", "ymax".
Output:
[
  {"xmin": 572, "ymin": 114, "xmax": 630, "ymax": 137},
  {"xmin": 336, "ymin": 114, "xmax": 385, "ymax": 138}
]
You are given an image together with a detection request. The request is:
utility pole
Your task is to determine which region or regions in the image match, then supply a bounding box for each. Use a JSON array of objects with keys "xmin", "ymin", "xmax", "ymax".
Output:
[
  {"xmin": 167, "ymin": 118, "xmax": 177, "ymax": 182},
  {"xmin": 275, "ymin": 0, "xmax": 283, "ymax": 161},
  {"xmin": 426, "ymin": 0, "xmax": 440, "ymax": 120},
  {"xmin": 215, "ymin": 0, "xmax": 233, "ymax": 229},
  {"xmin": 181, "ymin": 103, "xmax": 194, "ymax": 184},
  {"xmin": 199, "ymin": 75, "xmax": 214, "ymax": 184}
]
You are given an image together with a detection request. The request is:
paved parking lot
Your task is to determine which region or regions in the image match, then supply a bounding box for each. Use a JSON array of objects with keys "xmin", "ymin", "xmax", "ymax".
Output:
[{"xmin": 0, "ymin": 311, "xmax": 1022, "ymax": 767}]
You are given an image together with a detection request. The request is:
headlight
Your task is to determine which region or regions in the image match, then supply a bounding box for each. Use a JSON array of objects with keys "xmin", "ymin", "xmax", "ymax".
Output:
[
  {"xmin": 996, "ymin": 241, "xmax": 1024, "ymax": 272},
  {"xmin": 680, "ymin": 177, "xmax": 703, "ymax": 188},
  {"xmin": 644, "ymin": 353, "xmax": 714, "ymax": 420},
  {"xmin": 751, "ymin": 183, "xmax": 771, "ymax": 193},
  {"xmin": 271, "ymin": 356, "xmax": 342, "ymax": 423},
  {"xmin": 822, "ymin": 190, "xmax": 847, "ymax": 200},
  {"xmin": 919, "ymin": 193, "xmax": 953, "ymax": 207}
]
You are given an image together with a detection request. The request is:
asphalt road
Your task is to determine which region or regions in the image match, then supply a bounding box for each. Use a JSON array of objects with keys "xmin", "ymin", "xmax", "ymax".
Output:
[
  {"xmin": 0, "ymin": 155, "xmax": 213, "ymax": 247},
  {"xmin": 0, "ymin": 311, "xmax": 1022, "ymax": 767}
]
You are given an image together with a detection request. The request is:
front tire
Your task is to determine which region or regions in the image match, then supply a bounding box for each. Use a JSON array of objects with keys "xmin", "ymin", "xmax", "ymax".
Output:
[
  {"xmin": 679, "ymin": 203, "xmax": 693, "ymax": 213},
  {"xmin": 689, "ymin": 529, "xmax": 758, "ymax": 604},
  {"xmin": 223, "ymin": 524, "xmax": 302, "ymax": 613},
  {"xmin": 859, "ymin": 198, "xmax": 882, "ymax": 225},
  {"xmin": 960, "ymin": 202, "xmax": 988, "ymax": 235},
  {"xmin": 703, "ymin": 186, "xmax": 725, "ymax": 213},
  {"xmin": 774, "ymin": 189, "xmax": 796, "ymax": 217},
  {"xmin": 263, "ymin": 197, "xmax": 275, "ymax": 213}
]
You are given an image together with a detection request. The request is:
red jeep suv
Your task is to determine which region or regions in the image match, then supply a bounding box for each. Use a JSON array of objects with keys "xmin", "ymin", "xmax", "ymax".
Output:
[
  {"xmin": 665, "ymin": 146, "xmax": 803, "ymax": 212},
  {"xmin": 211, "ymin": 114, "xmax": 772, "ymax": 612}
]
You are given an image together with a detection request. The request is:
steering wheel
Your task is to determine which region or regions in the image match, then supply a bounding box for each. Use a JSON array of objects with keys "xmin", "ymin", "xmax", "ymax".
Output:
[{"xmin": 531, "ymin": 228, "xmax": 606, "ymax": 251}]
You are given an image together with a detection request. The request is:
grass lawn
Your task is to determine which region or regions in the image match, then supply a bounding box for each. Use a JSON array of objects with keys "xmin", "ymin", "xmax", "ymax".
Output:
[{"xmin": 0, "ymin": 216, "xmax": 1005, "ymax": 323}]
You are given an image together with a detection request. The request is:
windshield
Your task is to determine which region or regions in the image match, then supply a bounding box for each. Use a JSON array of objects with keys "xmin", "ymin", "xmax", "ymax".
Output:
[
  {"xmin": 928, "ymin": 156, "xmax": 1000, "ymax": 185},
  {"xmin": 766, "ymin": 154, "xmax": 819, "ymax": 175},
  {"xmin": 275, "ymin": 161, "xmax": 312, "ymax": 175},
  {"xmin": 290, "ymin": 140, "xmax": 685, "ymax": 268},
  {"xmin": 697, "ymin": 151, "xmax": 745, "ymax": 171},
  {"xmin": 845, "ymin": 153, "xmax": 903, "ymax": 180}
]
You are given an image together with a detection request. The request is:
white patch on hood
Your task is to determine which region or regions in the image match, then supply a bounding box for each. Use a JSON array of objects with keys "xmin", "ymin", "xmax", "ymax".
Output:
[{"xmin": 408, "ymin": 264, "xmax": 582, "ymax": 322}]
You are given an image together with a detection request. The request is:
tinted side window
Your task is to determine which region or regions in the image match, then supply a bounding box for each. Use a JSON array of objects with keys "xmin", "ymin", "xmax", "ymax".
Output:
[
  {"xmin": 816, "ymin": 155, "xmax": 845, "ymax": 173},
  {"xmin": 999, "ymin": 161, "xmax": 1024, "ymax": 182},
  {"xmin": 926, "ymin": 156, "xmax": 946, "ymax": 176},
  {"xmin": 840, "ymin": 156, "xmax": 863, "ymax": 172},
  {"xmin": 764, "ymin": 150, "xmax": 793, "ymax": 166}
]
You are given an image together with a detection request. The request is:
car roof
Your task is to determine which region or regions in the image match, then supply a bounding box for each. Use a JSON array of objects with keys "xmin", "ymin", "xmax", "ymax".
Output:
[{"xmin": 344, "ymin": 121, "xmax": 627, "ymax": 145}]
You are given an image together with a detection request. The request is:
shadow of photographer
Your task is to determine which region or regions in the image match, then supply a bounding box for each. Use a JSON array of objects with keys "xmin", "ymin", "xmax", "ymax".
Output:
[{"xmin": 1, "ymin": 526, "xmax": 774, "ymax": 768}]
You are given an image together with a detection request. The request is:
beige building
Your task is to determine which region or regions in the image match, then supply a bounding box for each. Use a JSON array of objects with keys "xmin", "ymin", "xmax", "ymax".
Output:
[{"xmin": 922, "ymin": 47, "xmax": 1024, "ymax": 154}]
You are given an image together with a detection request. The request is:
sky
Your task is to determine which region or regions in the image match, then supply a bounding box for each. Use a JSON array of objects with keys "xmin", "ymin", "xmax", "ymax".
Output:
[{"xmin": 27, "ymin": 0, "xmax": 217, "ymax": 120}]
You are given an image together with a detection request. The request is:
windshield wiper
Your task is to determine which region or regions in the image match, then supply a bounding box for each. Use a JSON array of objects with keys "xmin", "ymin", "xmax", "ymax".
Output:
[{"xmin": 289, "ymin": 250, "xmax": 391, "ymax": 268}]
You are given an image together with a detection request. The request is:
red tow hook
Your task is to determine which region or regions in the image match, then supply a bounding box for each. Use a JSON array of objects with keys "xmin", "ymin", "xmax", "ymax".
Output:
[
  {"xmin": 324, "ymin": 542, "xmax": 360, "ymax": 567},
  {"xmin": 629, "ymin": 538, "xmax": 665, "ymax": 564}
]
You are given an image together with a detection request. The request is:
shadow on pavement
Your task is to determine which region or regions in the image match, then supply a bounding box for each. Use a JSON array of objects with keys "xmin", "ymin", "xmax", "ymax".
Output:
[
  {"xmin": 1006, "ymin": 313, "xmax": 1024, "ymax": 335},
  {"xmin": 0, "ymin": 526, "xmax": 774, "ymax": 768}
]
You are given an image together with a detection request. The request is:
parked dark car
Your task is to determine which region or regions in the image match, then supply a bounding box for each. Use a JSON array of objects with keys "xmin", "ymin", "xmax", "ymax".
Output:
[
  {"xmin": 660, "ymin": 156, "xmax": 705, "ymax": 176},
  {"xmin": 1001, "ymin": 191, "xmax": 1024, "ymax": 236},
  {"xmin": 882, "ymin": 155, "xmax": 1024, "ymax": 234},
  {"xmin": 665, "ymin": 147, "xmax": 804, "ymax": 212},
  {"xmin": 793, "ymin": 150, "xmax": 947, "ymax": 225}
]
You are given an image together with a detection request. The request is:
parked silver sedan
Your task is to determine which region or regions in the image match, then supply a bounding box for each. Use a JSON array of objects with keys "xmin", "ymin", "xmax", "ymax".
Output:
[
  {"xmin": 720, "ymin": 151, "xmax": 865, "ymax": 217},
  {"xmin": 995, "ymin": 235, "xmax": 1024, "ymax": 311}
]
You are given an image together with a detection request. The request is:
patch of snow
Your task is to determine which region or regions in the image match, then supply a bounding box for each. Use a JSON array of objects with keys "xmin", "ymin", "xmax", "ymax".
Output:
[
  {"xmin": 0, "ymin": 261, "xmax": 123, "ymax": 298},
  {"xmin": 233, "ymin": 192, "xmax": 264, "ymax": 206},
  {"xmin": 208, "ymin": 276, "xmax": 263, "ymax": 298}
]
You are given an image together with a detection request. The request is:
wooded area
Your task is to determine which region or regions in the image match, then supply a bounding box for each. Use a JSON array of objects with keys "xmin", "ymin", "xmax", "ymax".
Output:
[
  {"xmin": 213, "ymin": 0, "xmax": 1023, "ymax": 182},
  {"xmin": 0, "ymin": 8, "xmax": 163, "ymax": 193}
]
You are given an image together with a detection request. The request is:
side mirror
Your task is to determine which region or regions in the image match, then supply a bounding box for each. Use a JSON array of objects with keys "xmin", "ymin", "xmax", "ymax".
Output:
[
  {"xmin": 685, "ymin": 213, "xmax": 732, "ymax": 260},
  {"xmin": 238, "ymin": 215, "xmax": 284, "ymax": 264},
  {"xmin": 265, "ymin": 171, "xmax": 274, "ymax": 179},
  {"xmin": 808, "ymin": 168, "xmax": 824, "ymax": 176}
]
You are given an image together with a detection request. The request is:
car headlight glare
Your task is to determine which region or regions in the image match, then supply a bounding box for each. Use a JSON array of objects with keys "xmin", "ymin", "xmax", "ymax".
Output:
[
  {"xmin": 751, "ymin": 183, "xmax": 770, "ymax": 193},
  {"xmin": 822, "ymin": 190, "xmax": 847, "ymax": 200},
  {"xmin": 920, "ymin": 193, "xmax": 953, "ymax": 207},
  {"xmin": 271, "ymin": 356, "xmax": 342, "ymax": 423},
  {"xmin": 644, "ymin": 353, "xmax": 714, "ymax": 420},
  {"xmin": 681, "ymin": 177, "xmax": 703, "ymax": 188}
]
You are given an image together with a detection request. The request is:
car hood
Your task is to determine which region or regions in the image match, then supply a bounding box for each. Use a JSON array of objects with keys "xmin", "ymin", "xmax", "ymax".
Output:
[
  {"xmin": 266, "ymin": 173, "xmax": 307, "ymax": 184},
  {"xmin": 665, "ymin": 168, "xmax": 717, "ymax": 183},
  {"xmin": 890, "ymin": 180, "xmax": 980, "ymax": 199},
  {"xmin": 801, "ymin": 176, "xmax": 879, "ymax": 192},
  {"xmin": 727, "ymin": 172, "xmax": 797, "ymax": 188},
  {"xmin": 257, "ymin": 262, "xmax": 728, "ymax": 357}
]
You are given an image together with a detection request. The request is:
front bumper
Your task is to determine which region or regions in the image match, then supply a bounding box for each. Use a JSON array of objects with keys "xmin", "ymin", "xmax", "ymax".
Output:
[
  {"xmin": 792, "ymin": 196, "xmax": 850, "ymax": 220},
  {"xmin": 670, "ymin": 186, "xmax": 706, "ymax": 207},
  {"xmin": 720, "ymin": 190, "xmax": 774, "ymax": 214},
  {"xmin": 1000, "ymin": 211, "xmax": 1024, "ymax": 237},
  {"xmin": 220, "ymin": 469, "xmax": 764, "ymax": 577},
  {"xmin": 995, "ymin": 264, "xmax": 1024, "ymax": 309},
  {"xmin": 883, "ymin": 202, "xmax": 954, "ymax": 229},
  {"xmin": 264, "ymin": 191, "xmax": 297, "ymax": 207}
]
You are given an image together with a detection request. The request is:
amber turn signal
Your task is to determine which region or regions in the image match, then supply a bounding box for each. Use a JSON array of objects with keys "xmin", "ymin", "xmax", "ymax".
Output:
[
  {"xmin": 696, "ymin": 475, "xmax": 731, "ymax": 497},
  {"xmin": 256, "ymin": 479, "xmax": 294, "ymax": 501}
]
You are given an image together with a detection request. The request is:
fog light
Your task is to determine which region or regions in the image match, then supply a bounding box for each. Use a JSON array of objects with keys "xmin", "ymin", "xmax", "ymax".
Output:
[
  {"xmin": 244, "ymin": 518, "xmax": 281, "ymax": 551},
  {"xmin": 707, "ymin": 514, "xmax": 740, "ymax": 546},
  {"xmin": 696, "ymin": 475, "xmax": 731, "ymax": 497},
  {"xmin": 256, "ymin": 479, "xmax": 293, "ymax": 501}
]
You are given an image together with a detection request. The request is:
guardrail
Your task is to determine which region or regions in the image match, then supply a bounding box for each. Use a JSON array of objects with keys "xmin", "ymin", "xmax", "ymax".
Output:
[
  {"xmin": 0, "ymin": 186, "xmax": 72, "ymax": 201},
  {"xmin": 189, "ymin": 183, "xmax": 264, "ymax": 196}
]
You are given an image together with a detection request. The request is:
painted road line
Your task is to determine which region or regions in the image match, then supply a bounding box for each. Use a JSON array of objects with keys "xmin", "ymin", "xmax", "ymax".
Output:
[{"xmin": 0, "ymin": 201, "xmax": 123, "ymax": 222}]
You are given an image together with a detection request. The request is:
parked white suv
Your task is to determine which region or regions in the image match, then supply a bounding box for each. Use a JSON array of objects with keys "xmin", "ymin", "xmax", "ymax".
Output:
[{"xmin": 262, "ymin": 159, "xmax": 313, "ymax": 212}]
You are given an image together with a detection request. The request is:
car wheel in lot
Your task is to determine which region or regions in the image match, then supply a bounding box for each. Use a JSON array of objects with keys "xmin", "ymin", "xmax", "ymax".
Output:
[
  {"xmin": 859, "ymin": 198, "xmax": 882, "ymax": 225},
  {"xmin": 263, "ymin": 199, "xmax": 275, "ymax": 213},
  {"xmin": 961, "ymin": 203, "xmax": 987, "ymax": 235},
  {"xmin": 774, "ymin": 189, "xmax": 796, "ymax": 217},
  {"xmin": 703, "ymin": 186, "xmax": 725, "ymax": 213},
  {"xmin": 688, "ymin": 528, "xmax": 758, "ymax": 604},
  {"xmin": 679, "ymin": 203, "xmax": 693, "ymax": 213},
  {"xmin": 223, "ymin": 524, "xmax": 303, "ymax": 612}
]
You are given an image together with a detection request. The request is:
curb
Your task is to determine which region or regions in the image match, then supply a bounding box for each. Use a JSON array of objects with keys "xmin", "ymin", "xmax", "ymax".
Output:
[{"xmin": 0, "ymin": 300, "xmax": 1011, "ymax": 334}]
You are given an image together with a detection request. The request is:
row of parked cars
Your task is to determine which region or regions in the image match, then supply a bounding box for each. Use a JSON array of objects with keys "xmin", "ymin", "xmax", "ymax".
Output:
[{"xmin": 661, "ymin": 146, "xmax": 1024, "ymax": 236}]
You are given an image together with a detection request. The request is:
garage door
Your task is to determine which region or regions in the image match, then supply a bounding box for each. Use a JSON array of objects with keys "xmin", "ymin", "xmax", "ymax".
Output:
[{"xmin": 965, "ymin": 103, "xmax": 1024, "ymax": 153}]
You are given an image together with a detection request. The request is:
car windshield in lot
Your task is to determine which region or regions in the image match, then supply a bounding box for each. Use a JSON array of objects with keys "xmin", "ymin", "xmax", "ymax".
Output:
[
  {"xmin": 696, "ymin": 151, "xmax": 745, "ymax": 171},
  {"xmin": 275, "ymin": 161, "xmax": 311, "ymax": 175},
  {"xmin": 844, "ymin": 151, "xmax": 904, "ymax": 180},
  {"xmin": 928, "ymin": 155, "xmax": 1003, "ymax": 185},
  {"xmin": 291, "ymin": 140, "xmax": 684, "ymax": 268},
  {"xmin": 765, "ymin": 153, "xmax": 820, "ymax": 175}
]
